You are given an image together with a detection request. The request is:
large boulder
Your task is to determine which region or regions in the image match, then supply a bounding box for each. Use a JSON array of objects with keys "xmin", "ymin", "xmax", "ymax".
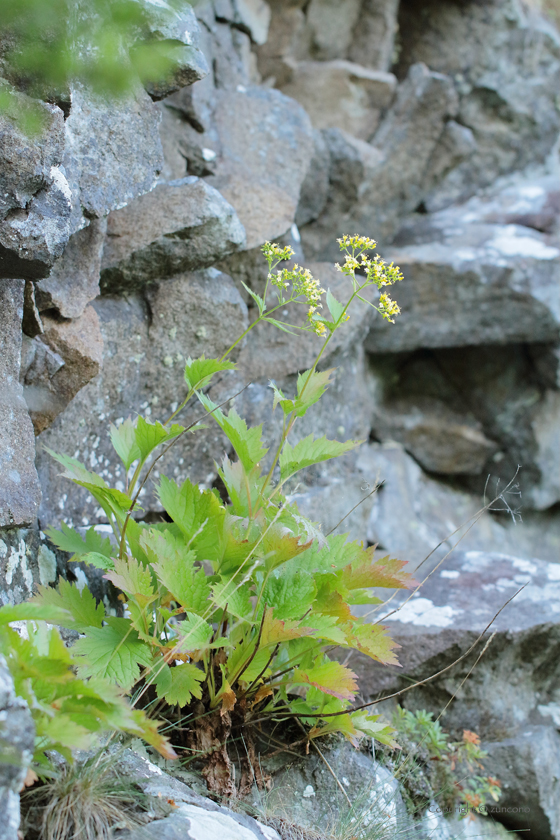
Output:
[
  {"xmin": 0, "ymin": 90, "xmax": 71, "ymax": 280},
  {"xmin": 21, "ymin": 306, "xmax": 104, "ymax": 435},
  {"xmin": 34, "ymin": 219, "xmax": 107, "ymax": 319},
  {"xmin": 301, "ymin": 63, "xmax": 458, "ymax": 259},
  {"xmin": 206, "ymin": 87, "xmax": 314, "ymax": 249},
  {"xmin": 0, "ymin": 280, "xmax": 41, "ymax": 528},
  {"xmin": 396, "ymin": 0, "xmax": 560, "ymax": 210},
  {"xmin": 366, "ymin": 175, "xmax": 560, "ymax": 354},
  {"xmin": 100, "ymin": 177, "xmax": 246, "ymax": 293},
  {"xmin": 279, "ymin": 60, "xmax": 396, "ymax": 139},
  {"xmin": 134, "ymin": 0, "xmax": 209, "ymax": 100},
  {"xmin": 349, "ymin": 549, "xmax": 560, "ymax": 839},
  {"xmin": 62, "ymin": 83, "xmax": 164, "ymax": 236}
]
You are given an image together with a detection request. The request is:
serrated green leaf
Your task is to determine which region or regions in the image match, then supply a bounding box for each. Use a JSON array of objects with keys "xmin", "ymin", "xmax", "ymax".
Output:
[
  {"xmin": 184, "ymin": 356, "xmax": 237, "ymax": 391},
  {"xmin": 32, "ymin": 579, "xmax": 105, "ymax": 631},
  {"xmin": 164, "ymin": 663, "xmax": 205, "ymax": 706},
  {"xmin": 299, "ymin": 613, "xmax": 348, "ymax": 645},
  {"xmin": 326, "ymin": 289, "xmax": 345, "ymax": 323},
  {"xmin": 341, "ymin": 552, "xmax": 416, "ymax": 592},
  {"xmin": 280, "ymin": 434, "xmax": 360, "ymax": 482},
  {"xmin": 45, "ymin": 448, "xmax": 109, "ymax": 488},
  {"xmin": 198, "ymin": 395, "xmax": 269, "ymax": 472},
  {"xmin": 44, "ymin": 523, "xmax": 114, "ymax": 563},
  {"xmin": 135, "ymin": 416, "xmax": 184, "ymax": 462},
  {"xmin": 345, "ymin": 622, "xmax": 400, "ymax": 666},
  {"xmin": 212, "ymin": 575, "xmax": 252, "ymax": 621},
  {"xmin": 73, "ymin": 617, "xmax": 152, "ymax": 690},
  {"xmin": 293, "ymin": 368, "xmax": 335, "ymax": 417},
  {"xmin": 270, "ymin": 382, "xmax": 296, "ymax": 415},
  {"xmin": 81, "ymin": 551, "xmax": 115, "ymax": 571},
  {"xmin": 261, "ymin": 525, "xmax": 313, "ymax": 572},
  {"xmin": 174, "ymin": 613, "xmax": 213, "ymax": 652},
  {"xmin": 351, "ymin": 712, "xmax": 398, "ymax": 747},
  {"xmin": 157, "ymin": 475, "xmax": 225, "ymax": 562},
  {"xmin": 144, "ymin": 529, "xmax": 210, "ymax": 614},
  {"xmin": 261, "ymin": 570, "xmax": 316, "ymax": 620},
  {"xmin": 110, "ymin": 417, "xmax": 141, "ymax": 470}
]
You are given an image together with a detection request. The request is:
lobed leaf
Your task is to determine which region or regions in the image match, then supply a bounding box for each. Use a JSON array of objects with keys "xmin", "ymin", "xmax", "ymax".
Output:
[
  {"xmin": 198, "ymin": 394, "xmax": 268, "ymax": 472},
  {"xmin": 73, "ymin": 617, "xmax": 152, "ymax": 690},
  {"xmin": 280, "ymin": 434, "xmax": 360, "ymax": 482},
  {"xmin": 145, "ymin": 530, "xmax": 210, "ymax": 614},
  {"xmin": 135, "ymin": 416, "xmax": 184, "ymax": 462},
  {"xmin": 293, "ymin": 660, "xmax": 358, "ymax": 702},
  {"xmin": 110, "ymin": 417, "xmax": 141, "ymax": 470},
  {"xmin": 184, "ymin": 356, "xmax": 236, "ymax": 391},
  {"xmin": 44, "ymin": 523, "xmax": 113, "ymax": 563}
]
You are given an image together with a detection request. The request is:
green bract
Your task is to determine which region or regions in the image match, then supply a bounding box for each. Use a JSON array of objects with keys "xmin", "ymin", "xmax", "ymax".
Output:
[{"xmin": 1, "ymin": 236, "xmax": 408, "ymax": 792}]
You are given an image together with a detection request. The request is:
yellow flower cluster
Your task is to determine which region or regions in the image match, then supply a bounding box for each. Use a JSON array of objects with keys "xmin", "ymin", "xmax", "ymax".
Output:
[
  {"xmin": 378, "ymin": 293, "xmax": 401, "ymax": 322},
  {"xmin": 262, "ymin": 241, "xmax": 294, "ymax": 262},
  {"xmin": 337, "ymin": 234, "xmax": 377, "ymax": 251}
]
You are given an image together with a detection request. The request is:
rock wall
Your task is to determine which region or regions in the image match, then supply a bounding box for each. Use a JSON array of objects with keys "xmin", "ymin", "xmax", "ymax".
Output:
[
  {"xmin": 1, "ymin": 1, "xmax": 560, "ymax": 836},
  {"xmin": 1, "ymin": 0, "xmax": 559, "ymax": 589}
]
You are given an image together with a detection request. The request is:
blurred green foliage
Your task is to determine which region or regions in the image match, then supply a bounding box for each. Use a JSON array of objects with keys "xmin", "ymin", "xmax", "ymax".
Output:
[{"xmin": 0, "ymin": 0, "xmax": 196, "ymax": 129}]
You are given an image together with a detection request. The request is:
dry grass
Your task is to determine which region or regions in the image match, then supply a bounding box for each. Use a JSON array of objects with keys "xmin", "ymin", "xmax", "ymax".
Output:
[{"xmin": 22, "ymin": 755, "xmax": 147, "ymax": 840}]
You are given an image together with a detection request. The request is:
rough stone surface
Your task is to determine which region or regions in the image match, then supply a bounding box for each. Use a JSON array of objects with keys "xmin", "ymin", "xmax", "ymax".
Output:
[
  {"xmin": 0, "ymin": 91, "xmax": 70, "ymax": 280},
  {"xmin": 0, "ymin": 527, "xmax": 58, "ymax": 606},
  {"xmin": 136, "ymin": 0, "xmax": 210, "ymax": 100},
  {"xmin": 113, "ymin": 750, "xmax": 279, "ymax": 840},
  {"xmin": 63, "ymin": 83, "xmax": 164, "ymax": 235},
  {"xmin": 396, "ymin": 0, "xmax": 560, "ymax": 208},
  {"xmin": 21, "ymin": 306, "xmax": 104, "ymax": 435},
  {"xmin": 100, "ymin": 177, "xmax": 246, "ymax": 293},
  {"xmin": 206, "ymin": 87, "xmax": 314, "ymax": 249},
  {"xmin": 349, "ymin": 549, "xmax": 560, "ymax": 840},
  {"xmin": 371, "ymin": 396, "xmax": 498, "ymax": 476},
  {"xmin": 0, "ymin": 280, "xmax": 41, "ymax": 528},
  {"xmin": 0, "ymin": 654, "xmax": 35, "ymax": 840},
  {"xmin": 279, "ymin": 60, "xmax": 396, "ymax": 139},
  {"xmin": 366, "ymin": 180, "xmax": 560, "ymax": 354},
  {"xmin": 35, "ymin": 219, "xmax": 107, "ymax": 319},
  {"xmin": 301, "ymin": 63, "xmax": 458, "ymax": 259}
]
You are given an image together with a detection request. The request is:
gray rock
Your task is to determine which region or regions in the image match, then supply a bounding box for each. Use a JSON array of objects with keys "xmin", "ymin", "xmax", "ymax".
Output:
[
  {"xmin": 134, "ymin": 0, "xmax": 210, "ymax": 100},
  {"xmin": 36, "ymin": 269, "xmax": 248, "ymax": 528},
  {"xmin": 100, "ymin": 177, "xmax": 246, "ymax": 293},
  {"xmin": 483, "ymin": 726, "xmax": 560, "ymax": 840},
  {"xmin": 396, "ymin": 0, "xmax": 560, "ymax": 208},
  {"xmin": 301, "ymin": 63, "xmax": 458, "ymax": 259},
  {"xmin": 350, "ymin": 549, "xmax": 560, "ymax": 733},
  {"xmin": 214, "ymin": 0, "xmax": 272, "ymax": 47},
  {"xmin": 295, "ymin": 129, "xmax": 330, "ymax": 228},
  {"xmin": 304, "ymin": 0, "xmax": 363, "ymax": 61},
  {"xmin": 0, "ymin": 280, "xmax": 41, "ymax": 528},
  {"xmin": 35, "ymin": 218, "xmax": 107, "ymax": 319},
  {"xmin": 264, "ymin": 742, "xmax": 412, "ymax": 837},
  {"xmin": 21, "ymin": 305, "xmax": 104, "ymax": 435},
  {"xmin": 0, "ymin": 527, "xmax": 58, "ymax": 607},
  {"xmin": 63, "ymin": 83, "xmax": 163, "ymax": 235},
  {"xmin": 0, "ymin": 90, "xmax": 69, "ymax": 279},
  {"xmin": 206, "ymin": 87, "xmax": 314, "ymax": 249},
  {"xmin": 371, "ymin": 396, "xmax": 498, "ymax": 476},
  {"xmin": 348, "ymin": 0, "xmax": 400, "ymax": 72},
  {"xmin": 357, "ymin": 440, "xmax": 560, "ymax": 568},
  {"xmin": 279, "ymin": 60, "xmax": 396, "ymax": 140},
  {"xmin": 0, "ymin": 654, "xmax": 35, "ymax": 840},
  {"xmin": 366, "ymin": 183, "xmax": 560, "ymax": 354},
  {"xmin": 112, "ymin": 749, "xmax": 279, "ymax": 840}
]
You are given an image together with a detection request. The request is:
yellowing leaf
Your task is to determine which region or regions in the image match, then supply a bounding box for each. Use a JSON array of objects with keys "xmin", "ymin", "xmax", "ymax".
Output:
[
  {"xmin": 219, "ymin": 680, "xmax": 237, "ymax": 717},
  {"xmin": 105, "ymin": 556, "xmax": 155, "ymax": 604},
  {"xmin": 260, "ymin": 608, "xmax": 315, "ymax": 647},
  {"xmin": 346, "ymin": 622, "xmax": 401, "ymax": 666},
  {"xmin": 341, "ymin": 552, "xmax": 416, "ymax": 591},
  {"xmin": 293, "ymin": 661, "xmax": 358, "ymax": 701}
]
